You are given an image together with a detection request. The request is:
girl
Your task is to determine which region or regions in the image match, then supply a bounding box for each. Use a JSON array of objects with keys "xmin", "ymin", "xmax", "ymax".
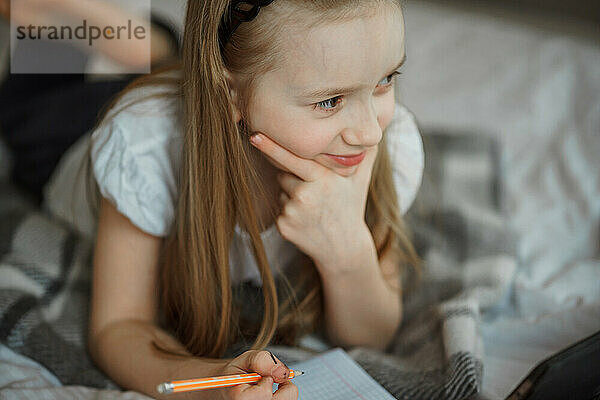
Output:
[{"xmin": 42, "ymin": 0, "xmax": 423, "ymax": 398}]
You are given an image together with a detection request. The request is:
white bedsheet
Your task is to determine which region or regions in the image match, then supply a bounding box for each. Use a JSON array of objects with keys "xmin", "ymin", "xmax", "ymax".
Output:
[
  {"xmin": 398, "ymin": 1, "xmax": 600, "ymax": 398},
  {"xmin": 0, "ymin": 344, "xmax": 151, "ymax": 400}
]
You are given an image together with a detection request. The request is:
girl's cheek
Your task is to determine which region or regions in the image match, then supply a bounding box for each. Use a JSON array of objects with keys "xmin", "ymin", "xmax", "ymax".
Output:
[
  {"xmin": 287, "ymin": 131, "xmax": 332, "ymax": 159},
  {"xmin": 380, "ymin": 113, "xmax": 393, "ymax": 132},
  {"xmin": 379, "ymin": 98, "xmax": 396, "ymax": 131}
]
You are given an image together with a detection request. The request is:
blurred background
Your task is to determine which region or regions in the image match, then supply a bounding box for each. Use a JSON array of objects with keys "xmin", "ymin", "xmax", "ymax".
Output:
[
  {"xmin": 393, "ymin": 1, "xmax": 599, "ymax": 398},
  {"xmin": 0, "ymin": 1, "xmax": 598, "ymax": 399}
]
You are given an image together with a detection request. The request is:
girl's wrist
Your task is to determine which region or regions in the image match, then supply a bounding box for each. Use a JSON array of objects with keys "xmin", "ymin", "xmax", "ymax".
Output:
[{"xmin": 315, "ymin": 223, "xmax": 375, "ymax": 278}]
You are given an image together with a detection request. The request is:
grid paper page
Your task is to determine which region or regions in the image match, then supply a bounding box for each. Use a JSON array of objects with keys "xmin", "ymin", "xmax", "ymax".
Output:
[{"xmin": 283, "ymin": 348, "xmax": 396, "ymax": 400}]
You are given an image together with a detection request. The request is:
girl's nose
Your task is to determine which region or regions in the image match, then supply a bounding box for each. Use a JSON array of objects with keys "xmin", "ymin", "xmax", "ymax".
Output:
[{"xmin": 341, "ymin": 101, "xmax": 383, "ymax": 148}]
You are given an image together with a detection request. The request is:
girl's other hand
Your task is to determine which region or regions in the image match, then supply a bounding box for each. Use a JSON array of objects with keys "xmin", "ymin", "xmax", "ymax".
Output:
[{"xmin": 217, "ymin": 350, "xmax": 298, "ymax": 399}]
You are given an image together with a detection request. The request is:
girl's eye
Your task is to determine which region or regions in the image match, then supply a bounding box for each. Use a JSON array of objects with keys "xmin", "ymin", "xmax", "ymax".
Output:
[
  {"xmin": 377, "ymin": 71, "xmax": 402, "ymax": 87},
  {"xmin": 312, "ymin": 71, "xmax": 402, "ymax": 113},
  {"xmin": 314, "ymin": 96, "xmax": 343, "ymax": 112}
]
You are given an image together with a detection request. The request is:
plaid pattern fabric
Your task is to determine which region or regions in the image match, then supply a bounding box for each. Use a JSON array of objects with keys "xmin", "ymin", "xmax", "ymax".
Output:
[{"xmin": 0, "ymin": 133, "xmax": 516, "ymax": 399}]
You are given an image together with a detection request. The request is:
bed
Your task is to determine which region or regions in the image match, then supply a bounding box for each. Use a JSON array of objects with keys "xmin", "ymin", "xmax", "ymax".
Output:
[
  {"xmin": 397, "ymin": 1, "xmax": 600, "ymax": 398},
  {"xmin": 1, "ymin": 1, "xmax": 599, "ymax": 399}
]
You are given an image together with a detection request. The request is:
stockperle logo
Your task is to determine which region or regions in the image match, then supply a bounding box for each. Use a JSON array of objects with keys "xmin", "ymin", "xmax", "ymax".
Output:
[{"xmin": 10, "ymin": 0, "xmax": 151, "ymax": 74}]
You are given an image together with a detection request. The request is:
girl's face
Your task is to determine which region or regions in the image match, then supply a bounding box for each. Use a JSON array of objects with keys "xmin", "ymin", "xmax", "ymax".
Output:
[{"xmin": 244, "ymin": 7, "xmax": 406, "ymax": 177}]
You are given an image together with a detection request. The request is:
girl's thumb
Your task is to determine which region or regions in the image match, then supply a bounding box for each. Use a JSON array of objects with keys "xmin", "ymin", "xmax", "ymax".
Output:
[
  {"xmin": 257, "ymin": 375, "xmax": 274, "ymax": 392},
  {"xmin": 241, "ymin": 350, "xmax": 290, "ymax": 384},
  {"xmin": 266, "ymin": 351, "xmax": 291, "ymax": 383}
]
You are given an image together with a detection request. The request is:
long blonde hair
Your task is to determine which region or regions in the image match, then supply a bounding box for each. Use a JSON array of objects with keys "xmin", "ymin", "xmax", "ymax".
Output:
[{"xmin": 81, "ymin": 0, "xmax": 419, "ymax": 358}]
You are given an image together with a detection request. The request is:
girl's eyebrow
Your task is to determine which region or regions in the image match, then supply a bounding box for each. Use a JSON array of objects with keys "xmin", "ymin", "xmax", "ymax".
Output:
[{"xmin": 296, "ymin": 53, "xmax": 406, "ymax": 99}]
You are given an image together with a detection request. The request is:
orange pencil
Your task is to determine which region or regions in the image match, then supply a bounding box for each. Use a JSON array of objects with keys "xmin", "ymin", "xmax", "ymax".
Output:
[{"xmin": 157, "ymin": 370, "xmax": 305, "ymax": 394}]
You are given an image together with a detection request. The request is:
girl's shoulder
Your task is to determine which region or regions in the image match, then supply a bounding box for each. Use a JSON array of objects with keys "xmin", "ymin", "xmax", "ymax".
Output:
[
  {"xmin": 386, "ymin": 103, "xmax": 424, "ymax": 215},
  {"xmin": 98, "ymin": 69, "xmax": 184, "ymax": 145},
  {"xmin": 90, "ymin": 69, "xmax": 184, "ymax": 237},
  {"xmin": 389, "ymin": 103, "xmax": 419, "ymax": 136}
]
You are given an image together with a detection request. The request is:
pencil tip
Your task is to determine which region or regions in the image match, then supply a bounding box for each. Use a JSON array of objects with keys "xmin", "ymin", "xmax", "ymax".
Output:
[{"xmin": 290, "ymin": 369, "xmax": 305, "ymax": 378}]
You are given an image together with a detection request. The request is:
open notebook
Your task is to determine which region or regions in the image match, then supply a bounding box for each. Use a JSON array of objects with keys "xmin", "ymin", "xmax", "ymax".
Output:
[{"xmin": 281, "ymin": 348, "xmax": 395, "ymax": 400}]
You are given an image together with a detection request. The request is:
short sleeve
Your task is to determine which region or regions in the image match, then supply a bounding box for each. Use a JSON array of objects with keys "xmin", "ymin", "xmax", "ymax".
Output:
[
  {"xmin": 386, "ymin": 103, "xmax": 424, "ymax": 215},
  {"xmin": 90, "ymin": 116, "xmax": 178, "ymax": 237}
]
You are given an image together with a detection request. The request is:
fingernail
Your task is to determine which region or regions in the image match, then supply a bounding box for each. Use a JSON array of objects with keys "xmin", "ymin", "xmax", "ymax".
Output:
[
  {"xmin": 272, "ymin": 365, "xmax": 287, "ymax": 380},
  {"xmin": 268, "ymin": 351, "xmax": 277, "ymax": 364},
  {"xmin": 250, "ymin": 133, "xmax": 263, "ymax": 145}
]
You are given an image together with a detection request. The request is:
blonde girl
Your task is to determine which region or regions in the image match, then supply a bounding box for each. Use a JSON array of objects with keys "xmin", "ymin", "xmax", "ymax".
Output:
[{"xmin": 42, "ymin": 0, "xmax": 423, "ymax": 398}]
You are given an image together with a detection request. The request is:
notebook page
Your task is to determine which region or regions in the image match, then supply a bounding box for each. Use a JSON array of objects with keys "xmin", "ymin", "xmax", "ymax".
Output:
[{"xmin": 285, "ymin": 348, "xmax": 396, "ymax": 400}]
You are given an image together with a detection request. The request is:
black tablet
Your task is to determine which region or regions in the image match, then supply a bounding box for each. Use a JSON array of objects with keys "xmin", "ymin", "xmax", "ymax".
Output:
[{"xmin": 505, "ymin": 330, "xmax": 600, "ymax": 400}]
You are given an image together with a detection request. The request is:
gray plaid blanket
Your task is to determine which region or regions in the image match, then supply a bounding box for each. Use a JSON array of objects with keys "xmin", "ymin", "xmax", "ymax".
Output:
[{"xmin": 0, "ymin": 133, "xmax": 516, "ymax": 399}]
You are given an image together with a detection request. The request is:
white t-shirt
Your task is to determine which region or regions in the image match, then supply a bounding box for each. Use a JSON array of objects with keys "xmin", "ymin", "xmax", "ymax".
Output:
[{"xmin": 42, "ymin": 74, "xmax": 424, "ymax": 286}]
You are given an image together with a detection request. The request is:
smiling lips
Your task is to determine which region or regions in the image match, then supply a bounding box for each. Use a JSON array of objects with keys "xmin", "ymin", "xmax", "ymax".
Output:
[{"xmin": 325, "ymin": 151, "xmax": 366, "ymax": 167}]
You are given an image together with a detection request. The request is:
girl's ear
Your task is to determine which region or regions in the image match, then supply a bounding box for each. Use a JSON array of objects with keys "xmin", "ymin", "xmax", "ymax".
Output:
[{"xmin": 224, "ymin": 68, "xmax": 243, "ymax": 124}]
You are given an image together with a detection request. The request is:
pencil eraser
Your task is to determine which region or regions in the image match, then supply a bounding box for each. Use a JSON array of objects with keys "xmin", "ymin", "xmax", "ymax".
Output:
[{"xmin": 157, "ymin": 383, "xmax": 172, "ymax": 394}]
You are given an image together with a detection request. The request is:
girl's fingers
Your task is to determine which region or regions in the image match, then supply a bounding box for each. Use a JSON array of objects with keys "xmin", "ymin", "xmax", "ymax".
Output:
[
  {"xmin": 250, "ymin": 133, "xmax": 325, "ymax": 182},
  {"xmin": 235, "ymin": 350, "xmax": 290, "ymax": 383},
  {"xmin": 257, "ymin": 375, "xmax": 274, "ymax": 392},
  {"xmin": 277, "ymin": 172, "xmax": 300, "ymax": 196},
  {"xmin": 229, "ymin": 378, "xmax": 298, "ymax": 400},
  {"xmin": 279, "ymin": 191, "xmax": 290, "ymax": 205},
  {"xmin": 239, "ymin": 375, "xmax": 273, "ymax": 396},
  {"xmin": 227, "ymin": 382, "xmax": 253, "ymax": 398},
  {"xmin": 273, "ymin": 380, "xmax": 299, "ymax": 400}
]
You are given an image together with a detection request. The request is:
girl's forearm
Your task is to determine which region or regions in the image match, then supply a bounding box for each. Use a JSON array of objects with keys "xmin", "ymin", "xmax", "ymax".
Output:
[
  {"xmin": 88, "ymin": 319, "xmax": 228, "ymax": 400},
  {"xmin": 317, "ymin": 229, "xmax": 402, "ymax": 351}
]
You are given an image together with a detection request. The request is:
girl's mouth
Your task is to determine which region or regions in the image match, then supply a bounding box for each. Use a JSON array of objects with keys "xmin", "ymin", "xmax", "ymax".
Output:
[{"xmin": 324, "ymin": 152, "xmax": 366, "ymax": 167}]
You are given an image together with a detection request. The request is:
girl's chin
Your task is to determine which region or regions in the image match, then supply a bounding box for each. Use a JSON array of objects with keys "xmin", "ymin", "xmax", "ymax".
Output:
[
  {"xmin": 333, "ymin": 166, "xmax": 359, "ymax": 177},
  {"xmin": 265, "ymin": 154, "xmax": 358, "ymax": 177}
]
